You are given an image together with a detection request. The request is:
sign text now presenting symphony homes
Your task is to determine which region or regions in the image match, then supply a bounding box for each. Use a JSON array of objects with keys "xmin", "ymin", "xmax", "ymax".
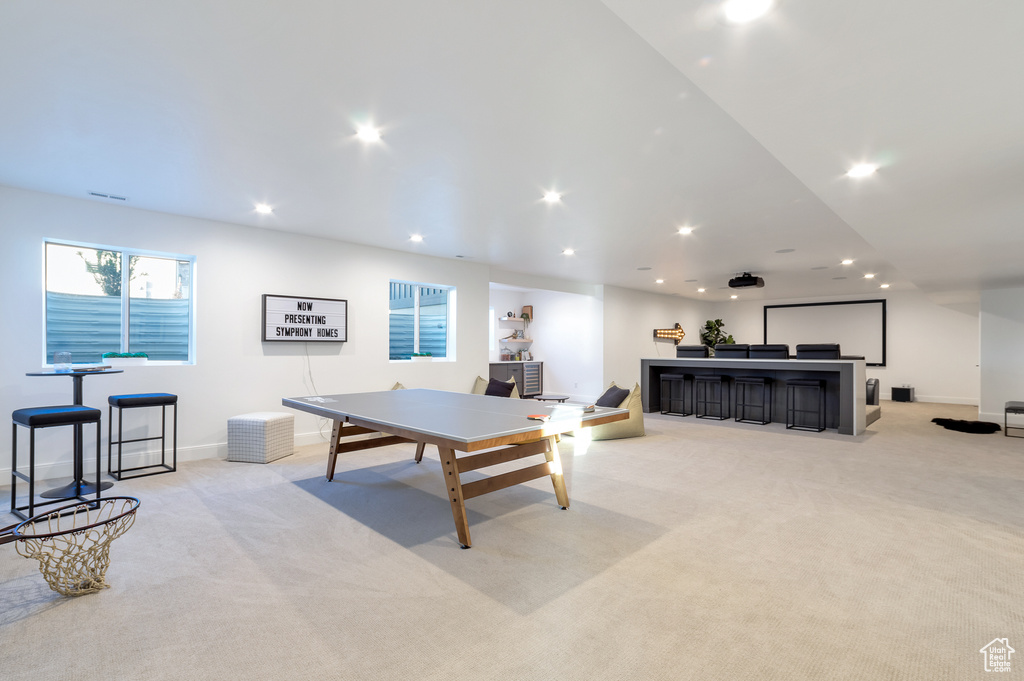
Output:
[{"xmin": 262, "ymin": 294, "xmax": 348, "ymax": 342}]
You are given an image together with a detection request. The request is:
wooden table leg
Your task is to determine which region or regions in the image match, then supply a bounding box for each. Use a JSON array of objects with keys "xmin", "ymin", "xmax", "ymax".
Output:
[
  {"xmin": 544, "ymin": 435, "xmax": 570, "ymax": 509},
  {"xmin": 414, "ymin": 441, "xmax": 426, "ymax": 463},
  {"xmin": 326, "ymin": 420, "xmax": 343, "ymax": 481},
  {"xmin": 437, "ymin": 446, "xmax": 472, "ymax": 548}
]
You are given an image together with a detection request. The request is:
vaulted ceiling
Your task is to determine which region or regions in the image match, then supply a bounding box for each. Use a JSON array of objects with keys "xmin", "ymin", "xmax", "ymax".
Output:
[{"xmin": 2, "ymin": 0, "xmax": 1022, "ymax": 302}]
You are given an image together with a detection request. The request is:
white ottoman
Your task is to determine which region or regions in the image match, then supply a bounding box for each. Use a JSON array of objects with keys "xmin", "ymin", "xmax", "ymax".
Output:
[{"xmin": 227, "ymin": 412, "xmax": 294, "ymax": 463}]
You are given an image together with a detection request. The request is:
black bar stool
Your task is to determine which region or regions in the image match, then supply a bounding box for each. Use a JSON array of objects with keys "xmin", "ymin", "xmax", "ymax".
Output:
[
  {"xmin": 695, "ymin": 375, "xmax": 730, "ymax": 420},
  {"xmin": 786, "ymin": 379, "xmax": 826, "ymax": 432},
  {"xmin": 713, "ymin": 343, "xmax": 749, "ymax": 359},
  {"xmin": 11, "ymin": 405, "xmax": 102, "ymax": 521},
  {"xmin": 676, "ymin": 344, "xmax": 710, "ymax": 358},
  {"xmin": 108, "ymin": 393, "xmax": 178, "ymax": 480},
  {"xmin": 660, "ymin": 374, "xmax": 694, "ymax": 416},
  {"xmin": 735, "ymin": 377, "xmax": 772, "ymax": 424}
]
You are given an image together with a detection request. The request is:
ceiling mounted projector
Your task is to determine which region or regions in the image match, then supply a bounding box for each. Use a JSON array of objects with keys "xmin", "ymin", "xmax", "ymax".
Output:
[{"xmin": 728, "ymin": 272, "xmax": 765, "ymax": 288}]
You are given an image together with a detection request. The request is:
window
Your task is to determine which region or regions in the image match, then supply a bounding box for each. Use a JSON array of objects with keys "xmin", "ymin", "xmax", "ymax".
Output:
[
  {"xmin": 389, "ymin": 280, "xmax": 454, "ymax": 360},
  {"xmin": 45, "ymin": 240, "xmax": 195, "ymax": 364}
]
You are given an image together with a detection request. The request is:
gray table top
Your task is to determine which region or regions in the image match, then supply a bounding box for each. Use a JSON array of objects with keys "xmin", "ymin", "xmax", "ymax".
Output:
[{"xmin": 283, "ymin": 388, "xmax": 626, "ymax": 446}]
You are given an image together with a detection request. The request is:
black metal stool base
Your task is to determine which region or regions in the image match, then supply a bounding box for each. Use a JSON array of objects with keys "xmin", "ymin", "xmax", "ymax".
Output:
[
  {"xmin": 735, "ymin": 377, "xmax": 772, "ymax": 425},
  {"xmin": 786, "ymin": 380, "xmax": 826, "ymax": 432},
  {"xmin": 695, "ymin": 376, "xmax": 730, "ymax": 420},
  {"xmin": 108, "ymin": 393, "xmax": 178, "ymax": 481},
  {"xmin": 660, "ymin": 374, "xmax": 694, "ymax": 417}
]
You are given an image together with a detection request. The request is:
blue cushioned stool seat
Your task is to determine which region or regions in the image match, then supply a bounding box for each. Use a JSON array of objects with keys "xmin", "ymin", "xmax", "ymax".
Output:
[
  {"xmin": 13, "ymin": 405, "xmax": 102, "ymax": 427},
  {"xmin": 108, "ymin": 393, "xmax": 178, "ymax": 481},
  {"xmin": 109, "ymin": 393, "xmax": 178, "ymax": 408}
]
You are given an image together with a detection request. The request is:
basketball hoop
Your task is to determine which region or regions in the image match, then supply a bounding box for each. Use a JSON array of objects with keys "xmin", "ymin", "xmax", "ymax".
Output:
[{"xmin": 0, "ymin": 497, "xmax": 140, "ymax": 596}]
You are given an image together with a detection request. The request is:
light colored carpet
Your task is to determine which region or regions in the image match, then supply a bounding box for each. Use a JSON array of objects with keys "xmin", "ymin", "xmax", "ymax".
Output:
[{"xmin": 1, "ymin": 401, "xmax": 1022, "ymax": 680}]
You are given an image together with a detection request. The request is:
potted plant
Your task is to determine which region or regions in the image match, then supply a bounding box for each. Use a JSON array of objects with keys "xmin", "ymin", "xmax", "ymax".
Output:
[
  {"xmin": 520, "ymin": 309, "xmax": 531, "ymax": 339},
  {"xmin": 699, "ymin": 319, "xmax": 734, "ymax": 356},
  {"xmin": 409, "ymin": 352, "xmax": 433, "ymax": 362},
  {"xmin": 102, "ymin": 352, "xmax": 149, "ymax": 366}
]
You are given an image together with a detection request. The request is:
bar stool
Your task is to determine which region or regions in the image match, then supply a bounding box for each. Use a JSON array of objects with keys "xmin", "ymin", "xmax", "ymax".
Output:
[
  {"xmin": 676, "ymin": 344, "xmax": 710, "ymax": 358},
  {"xmin": 660, "ymin": 373, "xmax": 694, "ymax": 416},
  {"xmin": 11, "ymin": 405, "xmax": 102, "ymax": 520},
  {"xmin": 1004, "ymin": 402, "xmax": 1024, "ymax": 438},
  {"xmin": 108, "ymin": 393, "xmax": 178, "ymax": 480},
  {"xmin": 786, "ymin": 379, "xmax": 826, "ymax": 432},
  {"xmin": 735, "ymin": 377, "xmax": 772, "ymax": 425},
  {"xmin": 695, "ymin": 375, "xmax": 730, "ymax": 420},
  {"xmin": 713, "ymin": 343, "xmax": 749, "ymax": 359}
]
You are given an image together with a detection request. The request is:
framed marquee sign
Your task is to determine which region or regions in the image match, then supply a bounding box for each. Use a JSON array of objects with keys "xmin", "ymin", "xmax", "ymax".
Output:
[{"xmin": 262, "ymin": 294, "xmax": 348, "ymax": 342}]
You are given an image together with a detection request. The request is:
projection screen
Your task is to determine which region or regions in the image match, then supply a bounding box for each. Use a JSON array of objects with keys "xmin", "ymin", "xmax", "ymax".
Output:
[{"xmin": 763, "ymin": 299, "xmax": 886, "ymax": 366}]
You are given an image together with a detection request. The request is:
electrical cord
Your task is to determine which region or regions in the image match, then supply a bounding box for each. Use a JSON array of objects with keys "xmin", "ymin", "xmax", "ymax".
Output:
[{"xmin": 303, "ymin": 343, "xmax": 330, "ymax": 441}]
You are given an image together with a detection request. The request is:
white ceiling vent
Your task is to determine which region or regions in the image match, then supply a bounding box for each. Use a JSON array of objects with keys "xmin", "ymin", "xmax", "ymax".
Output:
[{"xmin": 88, "ymin": 191, "xmax": 128, "ymax": 202}]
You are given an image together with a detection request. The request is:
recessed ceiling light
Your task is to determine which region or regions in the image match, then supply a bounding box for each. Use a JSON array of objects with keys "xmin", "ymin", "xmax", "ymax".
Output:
[
  {"xmin": 846, "ymin": 163, "xmax": 878, "ymax": 178},
  {"xmin": 697, "ymin": 288, "xmax": 706, "ymax": 293},
  {"xmin": 562, "ymin": 248, "xmax": 574, "ymax": 256},
  {"xmin": 254, "ymin": 203, "xmax": 273, "ymax": 215},
  {"xmin": 655, "ymin": 279, "xmax": 664, "ymax": 284},
  {"xmin": 410, "ymin": 234, "xmax": 423, "ymax": 242},
  {"xmin": 864, "ymin": 273, "xmax": 875, "ymax": 279},
  {"xmin": 775, "ymin": 248, "xmax": 795, "ymax": 254},
  {"xmin": 543, "ymin": 191, "xmax": 562, "ymax": 204},
  {"xmin": 880, "ymin": 283, "xmax": 890, "ymax": 289},
  {"xmin": 721, "ymin": 0, "xmax": 775, "ymax": 24},
  {"xmin": 730, "ymin": 294, "xmax": 738, "ymax": 299},
  {"xmin": 678, "ymin": 226, "xmax": 693, "ymax": 235},
  {"xmin": 355, "ymin": 124, "xmax": 382, "ymax": 143},
  {"xmin": 841, "ymin": 259, "xmax": 854, "ymax": 265}
]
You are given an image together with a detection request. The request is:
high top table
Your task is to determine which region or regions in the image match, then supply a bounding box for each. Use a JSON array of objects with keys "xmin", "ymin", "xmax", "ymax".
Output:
[
  {"xmin": 284, "ymin": 389, "xmax": 628, "ymax": 547},
  {"xmin": 26, "ymin": 368, "xmax": 123, "ymax": 497}
]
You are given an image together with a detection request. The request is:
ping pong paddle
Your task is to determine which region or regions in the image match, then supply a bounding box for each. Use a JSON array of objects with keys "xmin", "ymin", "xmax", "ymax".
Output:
[{"xmin": 527, "ymin": 414, "xmax": 550, "ymax": 421}]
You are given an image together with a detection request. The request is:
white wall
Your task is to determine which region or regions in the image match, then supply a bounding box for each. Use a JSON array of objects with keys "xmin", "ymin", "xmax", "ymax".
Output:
[
  {"xmin": 1, "ymin": 185, "xmax": 490, "ymax": 480},
  {"xmin": 717, "ymin": 290, "xmax": 979, "ymax": 404},
  {"xmin": 979, "ymin": 287, "xmax": 1024, "ymax": 420},
  {"xmin": 487, "ymin": 285, "xmax": 604, "ymax": 402},
  {"xmin": 488, "ymin": 287, "xmax": 527, "ymax": 363},
  {"xmin": 520, "ymin": 289, "xmax": 603, "ymax": 402},
  {"xmin": 601, "ymin": 286, "xmax": 713, "ymax": 389}
]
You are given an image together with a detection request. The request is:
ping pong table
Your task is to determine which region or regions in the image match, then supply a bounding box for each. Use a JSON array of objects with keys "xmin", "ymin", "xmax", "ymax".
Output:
[{"xmin": 282, "ymin": 389, "xmax": 629, "ymax": 547}]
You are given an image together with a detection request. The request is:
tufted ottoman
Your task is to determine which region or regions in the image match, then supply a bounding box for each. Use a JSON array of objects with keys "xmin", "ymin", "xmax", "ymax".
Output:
[{"xmin": 227, "ymin": 412, "xmax": 294, "ymax": 463}]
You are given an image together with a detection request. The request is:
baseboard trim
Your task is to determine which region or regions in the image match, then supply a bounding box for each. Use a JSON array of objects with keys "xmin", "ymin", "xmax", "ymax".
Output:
[
  {"xmin": 886, "ymin": 393, "xmax": 978, "ymax": 406},
  {"xmin": 1, "ymin": 431, "xmax": 332, "ymax": 484}
]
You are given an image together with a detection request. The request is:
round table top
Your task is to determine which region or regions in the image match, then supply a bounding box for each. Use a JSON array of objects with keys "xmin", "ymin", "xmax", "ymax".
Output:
[{"xmin": 26, "ymin": 368, "xmax": 124, "ymax": 377}]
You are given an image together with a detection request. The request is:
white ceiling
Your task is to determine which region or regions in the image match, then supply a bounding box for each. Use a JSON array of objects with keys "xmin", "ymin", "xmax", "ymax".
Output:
[{"xmin": 1, "ymin": 0, "xmax": 1022, "ymax": 302}]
